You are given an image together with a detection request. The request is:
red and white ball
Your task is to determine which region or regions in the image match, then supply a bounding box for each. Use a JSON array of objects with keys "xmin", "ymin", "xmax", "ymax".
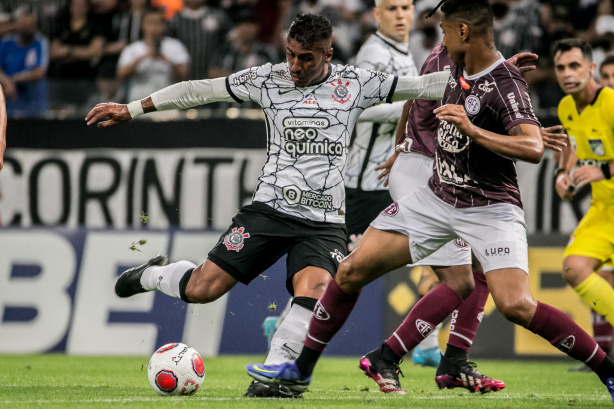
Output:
[{"xmin": 147, "ymin": 343, "xmax": 205, "ymax": 396}]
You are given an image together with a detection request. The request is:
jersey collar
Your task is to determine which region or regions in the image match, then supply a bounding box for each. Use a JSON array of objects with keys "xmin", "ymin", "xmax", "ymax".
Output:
[
  {"xmin": 374, "ymin": 31, "xmax": 409, "ymax": 55},
  {"xmin": 462, "ymin": 52, "xmax": 505, "ymax": 81}
]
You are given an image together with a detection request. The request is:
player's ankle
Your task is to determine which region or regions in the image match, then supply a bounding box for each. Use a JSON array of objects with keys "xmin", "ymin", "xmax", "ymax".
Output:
[{"xmin": 443, "ymin": 344, "xmax": 468, "ymax": 364}]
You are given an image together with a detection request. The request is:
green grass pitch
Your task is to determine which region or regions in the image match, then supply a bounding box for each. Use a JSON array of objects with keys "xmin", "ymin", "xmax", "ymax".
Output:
[{"xmin": 0, "ymin": 354, "xmax": 611, "ymax": 408}]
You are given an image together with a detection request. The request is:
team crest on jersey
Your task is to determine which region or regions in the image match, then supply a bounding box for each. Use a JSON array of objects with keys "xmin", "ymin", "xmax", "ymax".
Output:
[
  {"xmin": 224, "ymin": 227, "xmax": 250, "ymax": 252},
  {"xmin": 465, "ymin": 95, "xmax": 481, "ymax": 116},
  {"xmin": 478, "ymin": 80, "xmax": 495, "ymax": 93},
  {"xmin": 459, "ymin": 76, "xmax": 470, "ymax": 90},
  {"xmin": 382, "ymin": 202, "xmax": 399, "ymax": 216},
  {"xmin": 415, "ymin": 319, "xmax": 435, "ymax": 338},
  {"xmin": 331, "ymin": 79, "xmax": 351, "ymax": 103}
]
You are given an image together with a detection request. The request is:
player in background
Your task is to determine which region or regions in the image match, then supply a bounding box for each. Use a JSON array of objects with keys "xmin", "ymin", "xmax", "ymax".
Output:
[
  {"xmin": 247, "ymin": 1, "xmax": 614, "ymax": 401},
  {"xmin": 553, "ymin": 39, "xmax": 614, "ymax": 371},
  {"xmin": 345, "ymin": 0, "xmax": 417, "ymax": 250},
  {"xmin": 600, "ymin": 55, "xmax": 614, "ymax": 89},
  {"xmin": 86, "ymin": 13, "xmax": 450, "ymax": 399}
]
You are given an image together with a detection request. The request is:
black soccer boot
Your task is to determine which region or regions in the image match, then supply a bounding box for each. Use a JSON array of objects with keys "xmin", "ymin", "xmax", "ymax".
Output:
[
  {"xmin": 244, "ymin": 380, "xmax": 303, "ymax": 398},
  {"xmin": 358, "ymin": 343, "xmax": 406, "ymax": 394},
  {"xmin": 115, "ymin": 254, "xmax": 168, "ymax": 298},
  {"xmin": 435, "ymin": 354, "xmax": 505, "ymax": 393}
]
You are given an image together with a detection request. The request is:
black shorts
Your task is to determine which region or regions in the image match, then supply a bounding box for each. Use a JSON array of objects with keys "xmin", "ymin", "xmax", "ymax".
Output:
[
  {"xmin": 345, "ymin": 188, "xmax": 393, "ymax": 240},
  {"xmin": 207, "ymin": 201, "xmax": 348, "ymax": 295}
]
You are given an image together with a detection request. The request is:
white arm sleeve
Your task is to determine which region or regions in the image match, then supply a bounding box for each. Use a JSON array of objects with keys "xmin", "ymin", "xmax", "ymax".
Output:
[
  {"xmin": 390, "ymin": 71, "xmax": 449, "ymax": 102},
  {"xmin": 357, "ymin": 100, "xmax": 405, "ymax": 123},
  {"xmin": 148, "ymin": 77, "xmax": 235, "ymax": 111}
]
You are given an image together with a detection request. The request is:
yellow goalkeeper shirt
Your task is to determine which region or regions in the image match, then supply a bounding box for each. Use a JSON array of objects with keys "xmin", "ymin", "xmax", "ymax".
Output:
[{"xmin": 558, "ymin": 87, "xmax": 614, "ymax": 204}]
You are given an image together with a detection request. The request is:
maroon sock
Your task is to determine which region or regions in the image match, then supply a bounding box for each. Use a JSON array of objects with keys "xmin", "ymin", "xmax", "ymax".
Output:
[
  {"xmin": 592, "ymin": 310, "xmax": 613, "ymax": 353},
  {"xmin": 447, "ymin": 269, "xmax": 489, "ymax": 352},
  {"xmin": 527, "ymin": 302, "xmax": 606, "ymax": 370},
  {"xmin": 386, "ymin": 283, "xmax": 463, "ymax": 358},
  {"xmin": 303, "ymin": 279, "xmax": 360, "ymax": 352}
]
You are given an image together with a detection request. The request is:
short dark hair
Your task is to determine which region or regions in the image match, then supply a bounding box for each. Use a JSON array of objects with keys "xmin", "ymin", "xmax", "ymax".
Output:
[
  {"xmin": 601, "ymin": 55, "xmax": 614, "ymax": 71},
  {"xmin": 552, "ymin": 38, "xmax": 593, "ymax": 62},
  {"xmin": 440, "ymin": 0, "xmax": 494, "ymax": 36},
  {"xmin": 287, "ymin": 14, "xmax": 332, "ymax": 49}
]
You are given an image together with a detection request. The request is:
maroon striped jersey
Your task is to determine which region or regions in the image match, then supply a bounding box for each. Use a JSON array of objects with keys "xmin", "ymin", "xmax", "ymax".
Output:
[
  {"xmin": 428, "ymin": 56, "xmax": 540, "ymax": 209},
  {"xmin": 397, "ymin": 43, "xmax": 452, "ymax": 158}
]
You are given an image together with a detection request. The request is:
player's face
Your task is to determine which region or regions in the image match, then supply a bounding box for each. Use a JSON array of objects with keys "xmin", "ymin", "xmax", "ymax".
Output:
[
  {"xmin": 286, "ymin": 37, "xmax": 333, "ymax": 87},
  {"xmin": 600, "ymin": 64, "xmax": 614, "ymax": 89},
  {"xmin": 374, "ymin": 0, "xmax": 414, "ymax": 43},
  {"xmin": 554, "ymin": 48, "xmax": 594, "ymax": 95},
  {"xmin": 440, "ymin": 16, "xmax": 464, "ymax": 67}
]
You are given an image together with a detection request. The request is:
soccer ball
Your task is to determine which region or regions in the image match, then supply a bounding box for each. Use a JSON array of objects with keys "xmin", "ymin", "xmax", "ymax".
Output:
[{"xmin": 147, "ymin": 343, "xmax": 205, "ymax": 396}]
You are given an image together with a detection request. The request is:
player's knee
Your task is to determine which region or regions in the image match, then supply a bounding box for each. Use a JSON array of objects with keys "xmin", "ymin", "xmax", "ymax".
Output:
[
  {"xmin": 496, "ymin": 298, "xmax": 534, "ymax": 327},
  {"xmin": 336, "ymin": 257, "xmax": 367, "ymax": 293}
]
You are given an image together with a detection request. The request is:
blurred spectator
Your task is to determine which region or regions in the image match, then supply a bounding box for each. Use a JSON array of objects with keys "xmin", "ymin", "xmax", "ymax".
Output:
[
  {"xmin": 166, "ymin": 0, "xmax": 233, "ymax": 79},
  {"xmin": 117, "ymin": 7, "xmax": 189, "ymax": 102},
  {"xmin": 601, "ymin": 54, "xmax": 614, "ymax": 88},
  {"xmin": 90, "ymin": 0, "xmax": 123, "ymax": 101},
  {"xmin": 0, "ymin": 11, "xmax": 49, "ymax": 118},
  {"xmin": 408, "ymin": 0, "xmax": 443, "ymax": 68},
  {"xmin": 592, "ymin": 13, "xmax": 614, "ymax": 78},
  {"xmin": 0, "ymin": 0, "xmax": 68, "ymax": 38},
  {"xmin": 209, "ymin": 9, "xmax": 278, "ymax": 77},
  {"xmin": 492, "ymin": 0, "xmax": 541, "ymax": 58},
  {"xmin": 48, "ymin": 0, "xmax": 105, "ymax": 108}
]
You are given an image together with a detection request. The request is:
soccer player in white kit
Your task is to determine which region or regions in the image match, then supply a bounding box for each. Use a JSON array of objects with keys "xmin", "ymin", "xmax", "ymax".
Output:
[{"xmin": 86, "ymin": 13, "xmax": 449, "ymax": 398}]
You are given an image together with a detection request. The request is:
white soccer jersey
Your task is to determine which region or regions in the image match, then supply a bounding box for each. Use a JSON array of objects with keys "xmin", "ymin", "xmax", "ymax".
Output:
[
  {"xmin": 345, "ymin": 32, "xmax": 418, "ymax": 191},
  {"xmin": 226, "ymin": 62, "xmax": 397, "ymax": 223}
]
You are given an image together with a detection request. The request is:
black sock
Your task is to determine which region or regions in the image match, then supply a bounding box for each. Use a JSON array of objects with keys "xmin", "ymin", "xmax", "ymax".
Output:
[
  {"xmin": 380, "ymin": 341, "xmax": 402, "ymax": 363},
  {"xmin": 295, "ymin": 346, "xmax": 322, "ymax": 378},
  {"xmin": 178, "ymin": 268, "xmax": 194, "ymax": 303},
  {"xmin": 444, "ymin": 344, "xmax": 468, "ymax": 364},
  {"xmin": 596, "ymin": 355, "xmax": 614, "ymax": 384}
]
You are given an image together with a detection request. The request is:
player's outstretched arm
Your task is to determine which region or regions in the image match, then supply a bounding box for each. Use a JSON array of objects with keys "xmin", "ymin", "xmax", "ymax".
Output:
[
  {"xmin": 86, "ymin": 78, "xmax": 235, "ymax": 127},
  {"xmin": 434, "ymin": 103, "xmax": 544, "ymax": 163},
  {"xmin": 0, "ymin": 84, "xmax": 6, "ymax": 172},
  {"xmin": 391, "ymin": 71, "xmax": 449, "ymax": 102}
]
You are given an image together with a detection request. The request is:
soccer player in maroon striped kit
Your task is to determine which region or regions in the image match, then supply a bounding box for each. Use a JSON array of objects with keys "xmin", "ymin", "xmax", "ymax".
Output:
[{"xmin": 247, "ymin": 0, "xmax": 614, "ymax": 401}]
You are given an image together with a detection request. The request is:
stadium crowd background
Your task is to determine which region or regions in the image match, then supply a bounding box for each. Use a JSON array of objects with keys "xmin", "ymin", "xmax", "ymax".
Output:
[{"xmin": 0, "ymin": 0, "xmax": 613, "ymax": 119}]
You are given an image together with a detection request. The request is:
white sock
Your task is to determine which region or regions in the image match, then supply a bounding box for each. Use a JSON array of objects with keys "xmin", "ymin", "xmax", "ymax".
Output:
[
  {"xmin": 275, "ymin": 298, "xmax": 294, "ymax": 330},
  {"xmin": 419, "ymin": 323, "xmax": 441, "ymax": 350},
  {"xmin": 140, "ymin": 260, "xmax": 196, "ymax": 299},
  {"xmin": 265, "ymin": 303, "xmax": 312, "ymax": 365}
]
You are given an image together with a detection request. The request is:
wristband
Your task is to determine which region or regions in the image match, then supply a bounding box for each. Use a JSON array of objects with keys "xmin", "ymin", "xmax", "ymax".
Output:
[
  {"xmin": 127, "ymin": 100, "xmax": 144, "ymax": 119},
  {"xmin": 601, "ymin": 163, "xmax": 612, "ymax": 180},
  {"xmin": 554, "ymin": 168, "xmax": 568, "ymax": 178}
]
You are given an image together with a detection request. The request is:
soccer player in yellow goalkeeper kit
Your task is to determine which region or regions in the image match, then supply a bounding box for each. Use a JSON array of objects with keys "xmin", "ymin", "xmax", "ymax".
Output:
[{"xmin": 554, "ymin": 38, "xmax": 614, "ymax": 329}]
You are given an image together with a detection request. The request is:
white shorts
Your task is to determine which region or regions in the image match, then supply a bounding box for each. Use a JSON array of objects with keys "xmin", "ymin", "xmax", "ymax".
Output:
[
  {"xmin": 371, "ymin": 186, "xmax": 529, "ymax": 274},
  {"xmin": 383, "ymin": 152, "xmax": 471, "ymax": 267}
]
